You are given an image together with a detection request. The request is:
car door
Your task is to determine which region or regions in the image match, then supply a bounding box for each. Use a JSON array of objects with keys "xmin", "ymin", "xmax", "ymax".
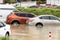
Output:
[
  {"xmin": 0, "ymin": 22, "xmax": 6, "ymax": 36},
  {"xmin": 49, "ymin": 16, "xmax": 60, "ymax": 26},
  {"xmin": 40, "ymin": 16, "xmax": 55, "ymax": 26},
  {"xmin": 19, "ymin": 13, "xmax": 28, "ymax": 24},
  {"xmin": 39, "ymin": 16, "xmax": 53, "ymax": 26}
]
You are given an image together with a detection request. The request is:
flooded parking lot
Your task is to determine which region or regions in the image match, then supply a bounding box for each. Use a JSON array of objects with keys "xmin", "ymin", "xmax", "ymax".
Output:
[{"xmin": 10, "ymin": 25, "xmax": 60, "ymax": 40}]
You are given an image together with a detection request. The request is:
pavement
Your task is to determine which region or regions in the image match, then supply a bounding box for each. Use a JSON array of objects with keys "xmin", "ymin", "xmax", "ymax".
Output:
[{"xmin": 10, "ymin": 25, "xmax": 60, "ymax": 40}]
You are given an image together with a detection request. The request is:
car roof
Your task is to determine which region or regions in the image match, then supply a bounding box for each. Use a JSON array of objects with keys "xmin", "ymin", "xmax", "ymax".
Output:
[
  {"xmin": 39, "ymin": 15, "xmax": 54, "ymax": 16},
  {"xmin": 14, "ymin": 12, "xmax": 36, "ymax": 14},
  {"xmin": 14, "ymin": 12, "xmax": 30, "ymax": 13},
  {"xmin": 12, "ymin": 12, "xmax": 37, "ymax": 16},
  {"xmin": 37, "ymin": 15, "xmax": 55, "ymax": 17}
]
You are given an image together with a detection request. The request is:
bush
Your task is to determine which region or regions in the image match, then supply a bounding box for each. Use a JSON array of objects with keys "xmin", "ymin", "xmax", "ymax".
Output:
[
  {"xmin": 5, "ymin": 0, "xmax": 10, "ymax": 3},
  {"xmin": 36, "ymin": 1, "xmax": 41, "ymax": 4},
  {"xmin": 0, "ymin": 37, "xmax": 10, "ymax": 40},
  {"xmin": 16, "ymin": 7, "xmax": 60, "ymax": 17},
  {"xmin": 36, "ymin": 1, "xmax": 46, "ymax": 4},
  {"xmin": 56, "ymin": 6, "xmax": 60, "ymax": 9},
  {"xmin": 5, "ymin": 0, "xmax": 15, "ymax": 3}
]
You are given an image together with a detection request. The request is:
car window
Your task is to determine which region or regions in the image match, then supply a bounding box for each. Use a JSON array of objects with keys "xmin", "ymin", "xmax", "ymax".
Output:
[
  {"xmin": 27, "ymin": 14, "xmax": 35, "ymax": 18},
  {"xmin": 39, "ymin": 16, "xmax": 50, "ymax": 19},
  {"xmin": 15, "ymin": 13, "xmax": 20, "ymax": 16},
  {"xmin": 15, "ymin": 13, "xmax": 27, "ymax": 17},
  {"xmin": 19, "ymin": 13, "xmax": 27, "ymax": 17},
  {"xmin": 0, "ymin": 22, "xmax": 4, "ymax": 27},
  {"xmin": 49, "ymin": 16, "xmax": 59, "ymax": 20}
]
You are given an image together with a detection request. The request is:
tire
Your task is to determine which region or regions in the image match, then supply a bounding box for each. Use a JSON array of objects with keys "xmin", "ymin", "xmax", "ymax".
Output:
[
  {"xmin": 5, "ymin": 33, "xmax": 9, "ymax": 37},
  {"xmin": 12, "ymin": 21, "xmax": 20, "ymax": 27},
  {"xmin": 36, "ymin": 24, "xmax": 43, "ymax": 28}
]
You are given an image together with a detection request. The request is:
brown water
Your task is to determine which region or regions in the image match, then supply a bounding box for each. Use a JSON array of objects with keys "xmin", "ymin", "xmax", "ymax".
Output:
[{"xmin": 10, "ymin": 25, "xmax": 60, "ymax": 40}]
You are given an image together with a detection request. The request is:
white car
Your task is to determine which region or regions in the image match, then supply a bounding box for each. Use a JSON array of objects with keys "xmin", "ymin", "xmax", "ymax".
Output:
[
  {"xmin": 27, "ymin": 15, "xmax": 60, "ymax": 28},
  {"xmin": 0, "ymin": 22, "xmax": 11, "ymax": 36},
  {"xmin": 0, "ymin": 4, "xmax": 20, "ymax": 22}
]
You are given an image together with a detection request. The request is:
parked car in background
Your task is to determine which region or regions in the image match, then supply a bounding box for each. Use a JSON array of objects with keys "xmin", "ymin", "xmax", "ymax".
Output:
[
  {"xmin": 29, "ymin": 5, "xmax": 38, "ymax": 8},
  {"xmin": 0, "ymin": 22, "xmax": 11, "ymax": 36},
  {"xmin": 6, "ymin": 12, "xmax": 36, "ymax": 26},
  {"xmin": 0, "ymin": 4, "xmax": 20, "ymax": 22},
  {"xmin": 0, "ymin": 4, "xmax": 20, "ymax": 12},
  {"xmin": 28, "ymin": 5, "xmax": 46, "ymax": 8},
  {"xmin": 27, "ymin": 15, "xmax": 60, "ymax": 28}
]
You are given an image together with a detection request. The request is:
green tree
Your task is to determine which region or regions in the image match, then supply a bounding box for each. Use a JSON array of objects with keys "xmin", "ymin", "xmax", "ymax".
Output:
[
  {"xmin": 36, "ymin": 0, "xmax": 46, "ymax": 4},
  {"xmin": 5, "ymin": 0, "xmax": 15, "ymax": 3},
  {"xmin": 10, "ymin": 0, "xmax": 15, "ymax": 3},
  {"xmin": 5, "ymin": 0, "xmax": 10, "ymax": 3}
]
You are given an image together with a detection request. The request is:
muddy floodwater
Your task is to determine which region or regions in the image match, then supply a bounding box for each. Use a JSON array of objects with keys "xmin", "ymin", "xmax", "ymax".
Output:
[{"xmin": 10, "ymin": 25, "xmax": 60, "ymax": 40}]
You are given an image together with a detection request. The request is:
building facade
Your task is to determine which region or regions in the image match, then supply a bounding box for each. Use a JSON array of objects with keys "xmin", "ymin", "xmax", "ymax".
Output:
[
  {"xmin": 1, "ymin": 0, "xmax": 60, "ymax": 6},
  {"xmin": 0, "ymin": 0, "xmax": 36, "ymax": 3},
  {"xmin": 0, "ymin": 0, "xmax": 46, "ymax": 3},
  {"xmin": 46, "ymin": 0, "xmax": 60, "ymax": 6}
]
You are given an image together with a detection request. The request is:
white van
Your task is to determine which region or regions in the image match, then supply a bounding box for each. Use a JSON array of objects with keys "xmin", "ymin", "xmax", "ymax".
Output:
[{"xmin": 0, "ymin": 4, "xmax": 19, "ymax": 22}]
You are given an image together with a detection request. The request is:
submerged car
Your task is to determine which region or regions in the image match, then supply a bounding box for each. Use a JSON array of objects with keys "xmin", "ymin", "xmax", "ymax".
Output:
[
  {"xmin": 6, "ymin": 12, "xmax": 36, "ymax": 26},
  {"xmin": 27, "ymin": 15, "xmax": 60, "ymax": 28},
  {"xmin": 0, "ymin": 22, "xmax": 11, "ymax": 36}
]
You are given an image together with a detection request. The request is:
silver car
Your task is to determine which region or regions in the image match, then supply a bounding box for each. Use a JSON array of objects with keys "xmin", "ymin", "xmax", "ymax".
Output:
[{"xmin": 27, "ymin": 15, "xmax": 60, "ymax": 28}]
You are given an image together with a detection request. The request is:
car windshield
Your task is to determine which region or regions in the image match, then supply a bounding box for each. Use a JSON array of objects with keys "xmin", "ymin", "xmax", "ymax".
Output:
[{"xmin": 0, "ymin": 22, "xmax": 5, "ymax": 27}]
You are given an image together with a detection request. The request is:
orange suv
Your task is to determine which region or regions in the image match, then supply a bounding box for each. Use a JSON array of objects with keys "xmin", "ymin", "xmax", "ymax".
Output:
[{"xmin": 6, "ymin": 12, "xmax": 36, "ymax": 25}]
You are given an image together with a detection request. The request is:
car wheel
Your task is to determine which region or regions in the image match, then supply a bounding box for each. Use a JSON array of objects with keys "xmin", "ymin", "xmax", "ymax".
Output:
[
  {"xmin": 36, "ymin": 24, "xmax": 43, "ymax": 28},
  {"xmin": 12, "ymin": 21, "xmax": 20, "ymax": 27},
  {"xmin": 5, "ymin": 33, "xmax": 9, "ymax": 37}
]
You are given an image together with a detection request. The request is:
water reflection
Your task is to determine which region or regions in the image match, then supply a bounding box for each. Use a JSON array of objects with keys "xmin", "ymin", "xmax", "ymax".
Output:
[{"xmin": 11, "ymin": 25, "xmax": 59, "ymax": 40}]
